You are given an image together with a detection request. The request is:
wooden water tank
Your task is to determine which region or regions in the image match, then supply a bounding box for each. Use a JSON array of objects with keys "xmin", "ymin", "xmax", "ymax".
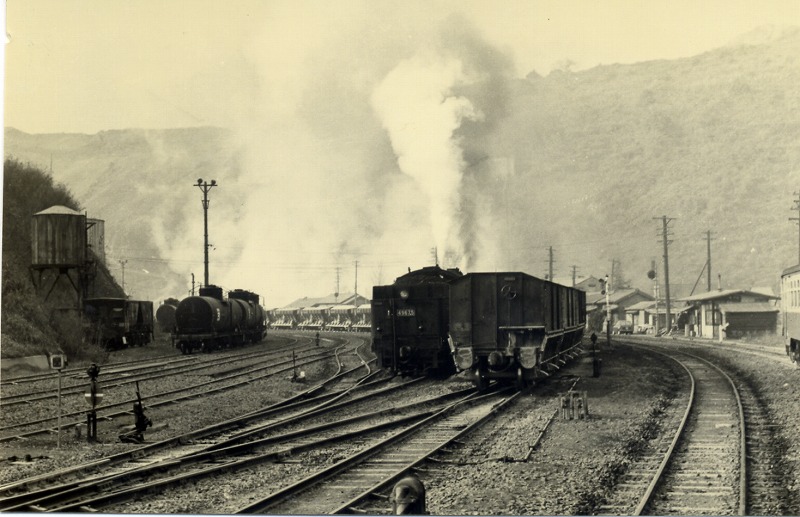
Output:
[
  {"xmin": 31, "ymin": 206, "xmax": 87, "ymax": 268},
  {"xmin": 86, "ymin": 218, "xmax": 105, "ymax": 265}
]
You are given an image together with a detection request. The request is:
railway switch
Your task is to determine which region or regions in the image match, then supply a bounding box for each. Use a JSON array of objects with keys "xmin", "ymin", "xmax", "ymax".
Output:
[{"xmin": 120, "ymin": 381, "xmax": 152, "ymax": 444}]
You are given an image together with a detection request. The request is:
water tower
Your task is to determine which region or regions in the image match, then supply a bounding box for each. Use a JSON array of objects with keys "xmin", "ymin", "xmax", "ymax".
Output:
[
  {"xmin": 86, "ymin": 217, "xmax": 105, "ymax": 266},
  {"xmin": 30, "ymin": 205, "xmax": 92, "ymax": 306}
]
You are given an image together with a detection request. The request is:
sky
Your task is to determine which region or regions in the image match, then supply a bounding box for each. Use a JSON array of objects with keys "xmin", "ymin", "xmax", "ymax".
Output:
[
  {"xmin": 4, "ymin": 0, "xmax": 800, "ymax": 306},
  {"xmin": 6, "ymin": 0, "xmax": 800, "ymax": 134}
]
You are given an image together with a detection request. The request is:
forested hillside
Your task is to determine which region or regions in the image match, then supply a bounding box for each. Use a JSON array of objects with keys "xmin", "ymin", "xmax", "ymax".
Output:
[{"xmin": 2, "ymin": 158, "xmax": 122, "ymax": 358}]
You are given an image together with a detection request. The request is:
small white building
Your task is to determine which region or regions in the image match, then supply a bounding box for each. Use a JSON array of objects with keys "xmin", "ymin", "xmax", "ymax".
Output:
[{"xmin": 678, "ymin": 289, "xmax": 779, "ymax": 339}]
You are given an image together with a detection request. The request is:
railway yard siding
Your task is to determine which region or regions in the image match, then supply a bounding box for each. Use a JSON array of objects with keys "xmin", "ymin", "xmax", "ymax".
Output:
[{"xmin": 2, "ymin": 333, "xmax": 800, "ymax": 514}]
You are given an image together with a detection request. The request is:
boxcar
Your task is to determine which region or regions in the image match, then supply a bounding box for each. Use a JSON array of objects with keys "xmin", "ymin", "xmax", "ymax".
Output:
[
  {"xmin": 448, "ymin": 272, "xmax": 586, "ymax": 389},
  {"xmin": 84, "ymin": 298, "xmax": 153, "ymax": 349}
]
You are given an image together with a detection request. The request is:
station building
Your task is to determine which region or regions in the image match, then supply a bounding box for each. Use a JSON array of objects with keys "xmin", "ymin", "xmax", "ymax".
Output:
[{"xmin": 677, "ymin": 289, "xmax": 779, "ymax": 340}]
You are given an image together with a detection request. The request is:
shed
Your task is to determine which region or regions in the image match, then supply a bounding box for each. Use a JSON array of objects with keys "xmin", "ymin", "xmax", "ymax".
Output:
[
  {"xmin": 718, "ymin": 302, "xmax": 779, "ymax": 338},
  {"xmin": 678, "ymin": 289, "xmax": 779, "ymax": 339}
]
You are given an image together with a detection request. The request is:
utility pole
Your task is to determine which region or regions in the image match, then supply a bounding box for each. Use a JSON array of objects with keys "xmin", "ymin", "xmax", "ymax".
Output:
[
  {"xmin": 649, "ymin": 260, "xmax": 660, "ymax": 335},
  {"xmin": 791, "ymin": 192, "xmax": 800, "ymax": 264},
  {"xmin": 118, "ymin": 259, "xmax": 128, "ymax": 295},
  {"xmin": 604, "ymin": 274, "xmax": 611, "ymax": 344},
  {"xmin": 547, "ymin": 246, "xmax": 555, "ymax": 281},
  {"xmin": 195, "ymin": 178, "xmax": 217, "ymax": 288},
  {"xmin": 655, "ymin": 216, "xmax": 674, "ymax": 332},
  {"xmin": 610, "ymin": 259, "xmax": 617, "ymax": 290},
  {"xmin": 335, "ymin": 267, "xmax": 340, "ymax": 303},
  {"xmin": 705, "ymin": 230, "xmax": 714, "ymax": 291}
]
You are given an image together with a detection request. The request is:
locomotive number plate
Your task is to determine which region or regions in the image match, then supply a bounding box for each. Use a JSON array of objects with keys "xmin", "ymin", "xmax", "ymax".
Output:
[{"xmin": 397, "ymin": 308, "xmax": 416, "ymax": 317}]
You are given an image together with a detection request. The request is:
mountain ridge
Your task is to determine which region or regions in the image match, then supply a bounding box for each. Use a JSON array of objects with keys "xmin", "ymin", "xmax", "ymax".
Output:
[{"xmin": 5, "ymin": 26, "xmax": 800, "ymax": 302}]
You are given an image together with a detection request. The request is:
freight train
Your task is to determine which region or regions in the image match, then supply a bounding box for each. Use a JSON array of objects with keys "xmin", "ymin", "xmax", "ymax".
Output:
[
  {"xmin": 781, "ymin": 264, "xmax": 800, "ymax": 364},
  {"xmin": 173, "ymin": 286, "xmax": 267, "ymax": 354},
  {"xmin": 84, "ymin": 298, "xmax": 154, "ymax": 349},
  {"xmin": 371, "ymin": 265, "xmax": 463, "ymax": 378},
  {"xmin": 449, "ymin": 272, "xmax": 586, "ymax": 389}
]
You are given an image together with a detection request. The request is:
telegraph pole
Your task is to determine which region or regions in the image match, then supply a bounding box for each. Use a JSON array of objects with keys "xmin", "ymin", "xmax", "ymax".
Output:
[
  {"xmin": 335, "ymin": 267, "xmax": 340, "ymax": 303},
  {"xmin": 118, "ymin": 259, "xmax": 128, "ymax": 295},
  {"xmin": 655, "ymin": 216, "xmax": 674, "ymax": 332},
  {"xmin": 195, "ymin": 179, "xmax": 217, "ymax": 287},
  {"xmin": 354, "ymin": 260, "xmax": 358, "ymax": 301},
  {"xmin": 706, "ymin": 231, "xmax": 712, "ymax": 291},
  {"xmin": 791, "ymin": 192, "xmax": 800, "ymax": 264}
]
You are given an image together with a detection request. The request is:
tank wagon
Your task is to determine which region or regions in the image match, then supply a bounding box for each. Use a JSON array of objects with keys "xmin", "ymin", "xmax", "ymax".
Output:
[
  {"xmin": 782, "ymin": 264, "xmax": 800, "ymax": 364},
  {"xmin": 448, "ymin": 272, "xmax": 586, "ymax": 389},
  {"xmin": 155, "ymin": 300, "xmax": 178, "ymax": 333},
  {"xmin": 371, "ymin": 265, "xmax": 463, "ymax": 378},
  {"xmin": 84, "ymin": 298, "xmax": 154, "ymax": 349},
  {"xmin": 173, "ymin": 286, "xmax": 266, "ymax": 354}
]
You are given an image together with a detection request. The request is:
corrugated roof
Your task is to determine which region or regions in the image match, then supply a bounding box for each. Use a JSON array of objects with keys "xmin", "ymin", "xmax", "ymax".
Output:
[
  {"xmin": 608, "ymin": 288, "xmax": 654, "ymax": 304},
  {"xmin": 719, "ymin": 302, "xmax": 779, "ymax": 314},
  {"xmin": 586, "ymin": 293, "xmax": 604, "ymax": 304},
  {"xmin": 625, "ymin": 301, "xmax": 656, "ymax": 312},
  {"xmin": 284, "ymin": 292, "xmax": 369, "ymax": 308},
  {"xmin": 679, "ymin": 289, "xmax": 779, "ymax": 302}
]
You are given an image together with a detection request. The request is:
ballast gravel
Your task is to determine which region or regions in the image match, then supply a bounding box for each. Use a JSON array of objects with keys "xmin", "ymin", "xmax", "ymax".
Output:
[{"xmin": 2, "ymin": 333, "xmax": 799, "ymax": 515}]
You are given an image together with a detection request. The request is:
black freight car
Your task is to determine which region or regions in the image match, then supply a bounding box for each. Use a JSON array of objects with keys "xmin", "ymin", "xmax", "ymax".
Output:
[
  {"xmin": 448, "ymin": 272, "xmax": 586, "ymax": 389},
  {"xmin": 84, "ymin": 298, "xmax": 154, "ymax": 349},
  {"xmin": 371, "ymin": 265, "xmax": 462, "ymax": 377}
]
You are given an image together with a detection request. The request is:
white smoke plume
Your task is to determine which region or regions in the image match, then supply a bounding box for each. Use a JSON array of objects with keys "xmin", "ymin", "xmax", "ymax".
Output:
[
  {"xmin": 372, "ymin": 55, "xmax": 483, "ymax": 269},
  {"xmin": 210, "ymin": 8, "xmax": 515, "ymax": 306}
]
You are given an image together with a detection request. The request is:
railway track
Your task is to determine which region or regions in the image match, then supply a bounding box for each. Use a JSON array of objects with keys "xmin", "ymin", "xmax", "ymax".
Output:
[
  {"xmin": 0, "ymin": 343, "xmax": 389, "ymax": 511},
  {"xmin": 0, "ymin": 337, "xmax": 307, "ymax": 408},
  {"xmin": 598, "ymin": 344, "xmax": 747, "ymax": 515},
  {"xmin": 0, "ymin": 337, "xmax": 359, "ymax": 441},
  {"xmin": 235, "ymin": 387, "xmax": 518, "ymax": 515}
]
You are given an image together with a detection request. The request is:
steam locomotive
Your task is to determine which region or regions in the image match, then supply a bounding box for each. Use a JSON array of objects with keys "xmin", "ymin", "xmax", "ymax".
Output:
[
  {"xmin": 371, "ymin": 265, "xmax": 463, "ymax": 378},
  {"xmin": 84, "ymin": 298, "xmax": 154, "ymax": 349},
  {"xmin": 173, "ymin": 286, "xmax": 267, "ymax": 354},
  {"xmin": 449, "ymin": 272, "xmax": 586, "ymax": 389}
]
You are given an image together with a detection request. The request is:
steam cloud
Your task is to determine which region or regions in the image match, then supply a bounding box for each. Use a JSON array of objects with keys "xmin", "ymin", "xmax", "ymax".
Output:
[
  {"xmin": 372, "ymin": 56, "xmax": 483, "ymax": 268},
  {"xmin": 216, "ymin": 10, "xmax": 515, "ymax": 305},
  {"xmin": 371, "ymin": 20, "xmax": 513, "ymax": 270}
]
